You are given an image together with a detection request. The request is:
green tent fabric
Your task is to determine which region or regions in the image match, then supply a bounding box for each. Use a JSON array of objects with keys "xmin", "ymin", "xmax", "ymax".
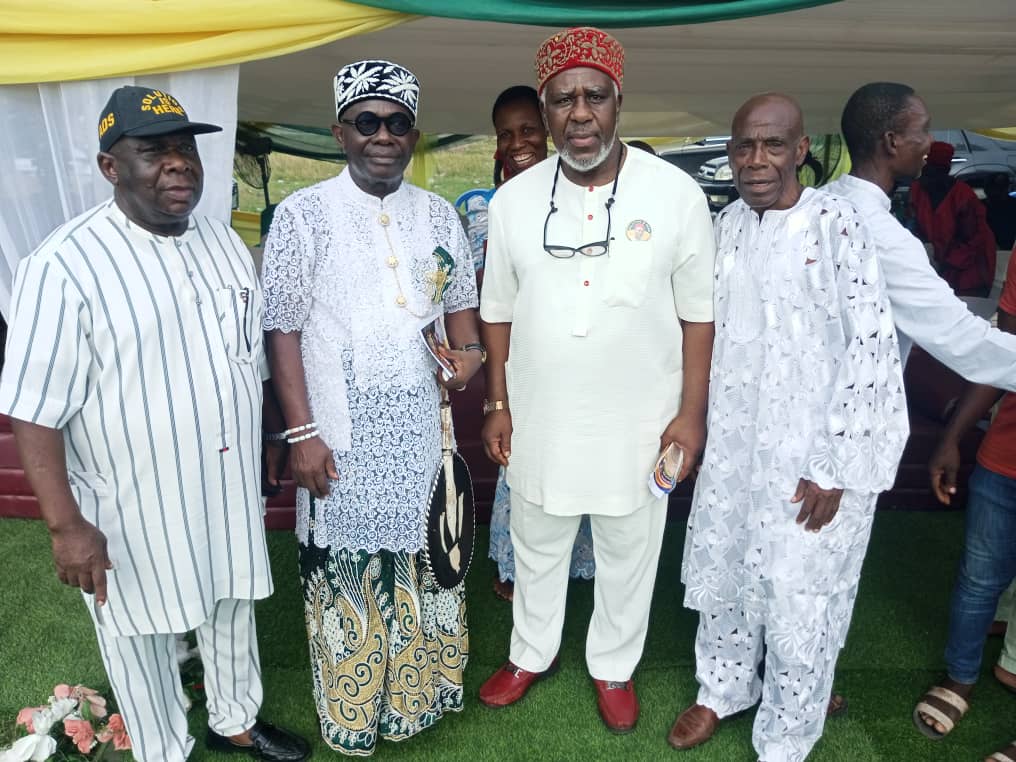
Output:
[{"xmin": 347, "ymin": 0, "xmax": 839, "ymax": 27}]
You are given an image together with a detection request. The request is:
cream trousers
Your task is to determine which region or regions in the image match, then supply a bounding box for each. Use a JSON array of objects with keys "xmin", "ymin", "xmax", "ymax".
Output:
[{"xmin": 508, "ymin": 491, "xmax": 667, "ymax": 681}]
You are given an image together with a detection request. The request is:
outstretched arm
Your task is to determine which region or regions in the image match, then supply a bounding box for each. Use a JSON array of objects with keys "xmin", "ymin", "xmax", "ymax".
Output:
[{"xmin": 881, "ymin": 224, "xmax": 1016, "ymax": 389}]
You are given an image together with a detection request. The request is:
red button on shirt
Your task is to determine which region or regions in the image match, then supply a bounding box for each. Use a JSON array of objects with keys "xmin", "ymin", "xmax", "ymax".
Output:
[
  {"xmin": 587, "ymin": 214, "xmax": 594, "ymax": 220},
  {"xmin": 588, "ymin": 186, "xmax": 594, "ymax": 192},
  {"xmin": 583, "ymin": 280, "xmax": 590, "ymax": 287}
]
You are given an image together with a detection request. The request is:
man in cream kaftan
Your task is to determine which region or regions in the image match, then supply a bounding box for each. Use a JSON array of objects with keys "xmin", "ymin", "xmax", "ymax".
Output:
[
  {"xmin": 676, "ymin": 95, "xmax": 909, "ymax": 762},
  {"xmin": 478, "ymin": 28, "xmax": 716, "ymax": 734}
]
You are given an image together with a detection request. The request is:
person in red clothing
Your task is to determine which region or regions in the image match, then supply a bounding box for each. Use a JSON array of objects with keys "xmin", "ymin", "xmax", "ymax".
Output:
[
  {"xmin": 910, "ymin": 141, "xmax": 998, "ymax": 296},
  {"xmin": 913, "ymin": 247, "xmax": 1016, "ymax": 760}
]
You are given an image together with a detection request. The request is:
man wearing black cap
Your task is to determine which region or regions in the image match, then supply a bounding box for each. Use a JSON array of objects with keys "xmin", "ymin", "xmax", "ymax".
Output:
[{"xmin": 0, "ymin": 85, "xmax": 309, "ymax": 762}]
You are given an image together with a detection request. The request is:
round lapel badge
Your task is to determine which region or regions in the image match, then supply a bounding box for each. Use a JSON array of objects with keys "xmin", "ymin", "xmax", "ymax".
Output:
[{"xmin": 625, "ymin": 219, "xmax": 652, "ymax": 241}]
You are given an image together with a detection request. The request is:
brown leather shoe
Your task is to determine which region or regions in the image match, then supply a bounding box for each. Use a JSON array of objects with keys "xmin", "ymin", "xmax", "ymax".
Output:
[
  {"xmin": 479, "ymin": 659, "xmax": 558, "ymax": 707},
  {"xmin": 592, "ymin": 679, "xmax": 639, "ymax": 734},
  {"xmin": 667, "ymin": 703, "xmax": 719, "ymax": 750},
  {"xmin": 995, "ymin": 663, "xmax": 1016, "ymax": 693}
]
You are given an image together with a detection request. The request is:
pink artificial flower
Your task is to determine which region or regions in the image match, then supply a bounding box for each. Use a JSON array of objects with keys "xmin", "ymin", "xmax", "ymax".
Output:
[
  {"xmin": 106, "ymin": 714, "xmax": 131, "ymax": 751},
  {"xmin": 63, "ymin": 717, "xmax": 96, "ymax": 754},
  {"xmin": 15, "ymin": 706, "xmax": 43, "ymax": 733},
  {"xmin": 74, "ymin": 687, "xmax": 108, "ymax": 720},
  {"xmin": 53, "ymin": 684, "xmax": 72, "ymax": 699}
]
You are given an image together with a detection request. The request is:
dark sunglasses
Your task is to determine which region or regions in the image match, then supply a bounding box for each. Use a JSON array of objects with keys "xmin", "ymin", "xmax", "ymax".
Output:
[
  {"xmin": 543, "ymin": 148, "xmax": 623, "ymax": 259},
  {"xmin": 339, "ymin": 111, "xmax": 414, "ymax": 137}
]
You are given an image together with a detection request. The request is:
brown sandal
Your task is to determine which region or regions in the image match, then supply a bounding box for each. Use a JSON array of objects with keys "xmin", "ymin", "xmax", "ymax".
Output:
[
  {"xmin": 913, "ymin": 684, "xmax": 971, "ymax": 739},
  {"xmin": 987, "ymin": 740, "xmax": 1016, "ymax": 762}
]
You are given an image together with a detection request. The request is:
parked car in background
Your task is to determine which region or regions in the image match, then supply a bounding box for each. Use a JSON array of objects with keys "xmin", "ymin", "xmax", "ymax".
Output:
[
  {"xmin": 933, "ymin": 130, "xmax": 1016, "ymax": 197},
  {"xmin": 684, "ymin": 130, "xmax": 1016, "ymax": 213},
  {"xmin": 658, "ymin": 136, "xmax": 729, "ymax": 176}
]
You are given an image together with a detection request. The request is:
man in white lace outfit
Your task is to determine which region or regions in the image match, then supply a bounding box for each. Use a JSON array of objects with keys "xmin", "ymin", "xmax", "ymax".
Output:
[
  {"xmin": 261, "ymin": 61, "xmax": 482, "ymax": 755},
  {"xmin": 670, "ymin": 94, "xmax": 910, "ymax": 762}
]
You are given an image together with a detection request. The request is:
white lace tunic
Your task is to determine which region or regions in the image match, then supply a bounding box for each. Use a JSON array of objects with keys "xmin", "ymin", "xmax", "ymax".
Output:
[
  {"xmin": 681, "ymin": 189, "xmax": 909, "ymax": 633},
  {"xmin": 262, "ymin": 170, "xmax": 477, "ymax": 552}
]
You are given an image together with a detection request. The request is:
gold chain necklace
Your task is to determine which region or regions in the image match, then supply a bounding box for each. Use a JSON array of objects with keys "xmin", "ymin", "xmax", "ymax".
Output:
[{"xmin": 378, "ymin": 210, "xmax": 431, "ymax": 319}]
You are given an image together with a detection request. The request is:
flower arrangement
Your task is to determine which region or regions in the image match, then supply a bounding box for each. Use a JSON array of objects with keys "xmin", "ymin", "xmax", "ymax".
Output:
[{"xmin": 1, "ymin": 685, "xmax": 131, "ymax": 762}]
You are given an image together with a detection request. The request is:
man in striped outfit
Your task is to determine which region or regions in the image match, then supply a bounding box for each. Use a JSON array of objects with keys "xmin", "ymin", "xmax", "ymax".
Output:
[{"xmin": 0, "ymin": 86, "xmax": 309, "ymax": 762}]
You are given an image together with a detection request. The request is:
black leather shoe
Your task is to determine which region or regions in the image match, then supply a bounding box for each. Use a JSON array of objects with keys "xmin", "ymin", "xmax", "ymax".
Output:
[{"xmin": 206, "ymin": 719, "xmax": 310, "ymax": 762}]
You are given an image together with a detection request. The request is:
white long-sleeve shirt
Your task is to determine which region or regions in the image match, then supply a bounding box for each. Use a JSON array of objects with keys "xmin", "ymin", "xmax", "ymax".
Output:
[{"xmin": 826, "ymin": 173, "xmax": 1016, "ymax": 390}]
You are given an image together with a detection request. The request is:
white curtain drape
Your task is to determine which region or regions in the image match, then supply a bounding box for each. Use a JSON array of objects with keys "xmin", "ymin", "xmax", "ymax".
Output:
[{"xmin": 0, "ymin": 66, "xmax": 239, "ymax": 318}]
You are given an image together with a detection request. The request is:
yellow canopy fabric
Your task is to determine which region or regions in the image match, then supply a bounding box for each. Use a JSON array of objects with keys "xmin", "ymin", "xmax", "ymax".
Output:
[
  {"xmin": 0, "ymin": 0, "xmax": 414, "ymax": 84},
  {"xmin": 977, "ymin": 128, "xmax": 1016, "ymax": 140}
]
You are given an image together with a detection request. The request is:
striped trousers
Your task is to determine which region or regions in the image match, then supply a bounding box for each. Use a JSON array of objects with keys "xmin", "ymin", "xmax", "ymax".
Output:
[{"xmin": 94, "ymin": 598, "xmax": 263, "ymax": 762}]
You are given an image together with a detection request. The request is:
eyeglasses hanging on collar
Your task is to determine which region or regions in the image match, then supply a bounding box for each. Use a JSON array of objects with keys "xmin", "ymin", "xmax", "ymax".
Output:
[{"xmin": 543, "ymin": 146, "xmax": 624, "ymax": 259}]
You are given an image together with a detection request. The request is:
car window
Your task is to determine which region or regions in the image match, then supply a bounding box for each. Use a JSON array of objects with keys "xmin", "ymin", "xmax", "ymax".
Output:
[{"xmin": 965, "ymin": 132, "xmax": 997, "ymax": 152}]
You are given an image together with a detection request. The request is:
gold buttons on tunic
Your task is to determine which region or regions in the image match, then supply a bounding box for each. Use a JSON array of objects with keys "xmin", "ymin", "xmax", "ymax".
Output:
[
  {"xmin": 379, "ymin": 213, "xmax": 390, "ymax": 226},
  {"xmin": 386, "ymin": 255, "xmax": 399, "ymax": 268},
  {"xmin": 395, "ymin": 295, "xmax": 407, "ymax": 306}
]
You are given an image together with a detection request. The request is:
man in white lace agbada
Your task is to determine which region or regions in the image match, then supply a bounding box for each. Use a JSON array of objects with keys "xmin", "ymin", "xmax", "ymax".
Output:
[
  {"xmin": 670, "ymin": 94, "xmax": 910, "ymax": 762},
  {"xmin": 261, "ymin": 60, "xmax": 482, "ymax": 756}
]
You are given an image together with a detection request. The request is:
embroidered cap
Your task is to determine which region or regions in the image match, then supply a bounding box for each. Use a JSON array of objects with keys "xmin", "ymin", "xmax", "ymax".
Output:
[
  {"xmin": 334, "ymin": 59, "xmax": 421, "ymax": 121},
  {"xmin": 97, "ymin": 85, "xmax": 222, "ymax": 152},
  {"xmin": 535, "ymin": 27, "xmax": 625, "ymax": 95}
]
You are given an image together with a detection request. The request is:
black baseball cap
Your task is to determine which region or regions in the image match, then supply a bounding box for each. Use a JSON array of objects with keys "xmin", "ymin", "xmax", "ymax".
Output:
[{"xmin": 98, "ymin": 85, "xmax": 222, "ymax": 152}]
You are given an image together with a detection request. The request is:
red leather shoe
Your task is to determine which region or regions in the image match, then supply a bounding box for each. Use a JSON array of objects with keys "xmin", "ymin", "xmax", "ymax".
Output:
[
  {"xmin": 592, "ymin": 679, "xmax": 639, "ymax": 734},
  {"xmin": 479, "ymin": 659, "xmax": 559, "ymax": 707}
]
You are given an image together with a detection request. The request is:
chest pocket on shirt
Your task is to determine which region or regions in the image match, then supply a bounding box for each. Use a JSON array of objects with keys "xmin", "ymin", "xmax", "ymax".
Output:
[
  {"xmin": 215, "ymin": 286, "xmax": 256, "ymax": 364},
  {"xmin": 600, "ymin": 237, "xmax": 654, "ymax": 308}
]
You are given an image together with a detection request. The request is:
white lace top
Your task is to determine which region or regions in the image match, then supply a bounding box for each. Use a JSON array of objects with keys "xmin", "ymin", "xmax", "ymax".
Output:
[
  {"xmin": 262, "ymin": 170, "xmax": 477, "ymax": 551},
  {"xmin": 681, "ymin": 189, "xmax": 909, "ymax": 618}
]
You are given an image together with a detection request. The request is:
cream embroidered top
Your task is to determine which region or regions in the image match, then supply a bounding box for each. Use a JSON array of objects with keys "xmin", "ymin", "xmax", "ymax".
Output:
[{"xmin": 481, "ymin": 149, "xmax": 715, "ymax": 516}]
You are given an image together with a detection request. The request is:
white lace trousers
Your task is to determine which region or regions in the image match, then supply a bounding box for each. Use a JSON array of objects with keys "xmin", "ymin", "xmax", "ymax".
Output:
[
  {"xmin": 694, "ymin": 590, "xmax": 855, "ymax": 762},
  {"xmin": 508, "ymin": 491, "xmax": 667, "ymax": 681}
]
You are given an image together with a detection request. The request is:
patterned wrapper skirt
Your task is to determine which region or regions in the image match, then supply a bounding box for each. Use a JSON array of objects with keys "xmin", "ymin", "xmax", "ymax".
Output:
[{"xmin": 299, "ymin": 542, "xmax": 468, "ymax": 756}]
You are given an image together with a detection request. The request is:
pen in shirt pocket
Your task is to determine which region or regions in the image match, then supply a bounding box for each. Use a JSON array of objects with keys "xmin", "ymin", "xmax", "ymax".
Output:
[{"xmin": 240, "ymin": 287, "xmax": 252, "ymax": 353}]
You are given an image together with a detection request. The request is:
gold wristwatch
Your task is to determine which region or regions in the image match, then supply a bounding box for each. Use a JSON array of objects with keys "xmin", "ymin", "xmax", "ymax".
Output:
[{"xmin": 482, "ymin": 399, "xmax": 507, "ymax": 415}]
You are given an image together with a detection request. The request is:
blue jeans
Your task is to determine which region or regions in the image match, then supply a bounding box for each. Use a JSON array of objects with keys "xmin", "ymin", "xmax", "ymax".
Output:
[{"xmin": 945, "ymin": 464, "xmax": 1016, "ymax": 684}]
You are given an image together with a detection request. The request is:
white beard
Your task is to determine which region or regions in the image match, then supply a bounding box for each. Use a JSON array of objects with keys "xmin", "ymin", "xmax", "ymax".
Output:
[{"xmin": 558, "ymin": 131, "xmax": 617, "ymax": 173}]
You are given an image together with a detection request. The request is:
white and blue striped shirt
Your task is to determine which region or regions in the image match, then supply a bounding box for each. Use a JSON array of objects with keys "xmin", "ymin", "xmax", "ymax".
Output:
[{"xmin": 0, "ymin": 199, "xmax": 273, "ymax": 636}]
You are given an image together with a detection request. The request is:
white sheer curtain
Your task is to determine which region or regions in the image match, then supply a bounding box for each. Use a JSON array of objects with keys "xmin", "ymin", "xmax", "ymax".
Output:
[{"xmin": 0, "ymin": 66, "xmax": 239, "ymax": 318}]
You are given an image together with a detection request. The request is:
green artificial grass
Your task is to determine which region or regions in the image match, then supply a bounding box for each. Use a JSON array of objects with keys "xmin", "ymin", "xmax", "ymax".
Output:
[{"xmin": 2, "ymin": 513, "xmax": 1013, "ymax": 761}]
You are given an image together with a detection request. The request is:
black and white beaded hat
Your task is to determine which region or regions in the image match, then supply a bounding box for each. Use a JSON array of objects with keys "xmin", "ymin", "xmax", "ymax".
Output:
[{"xmin": 333, "ymin": 59, "xmax": 420, "ymax": 121}]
